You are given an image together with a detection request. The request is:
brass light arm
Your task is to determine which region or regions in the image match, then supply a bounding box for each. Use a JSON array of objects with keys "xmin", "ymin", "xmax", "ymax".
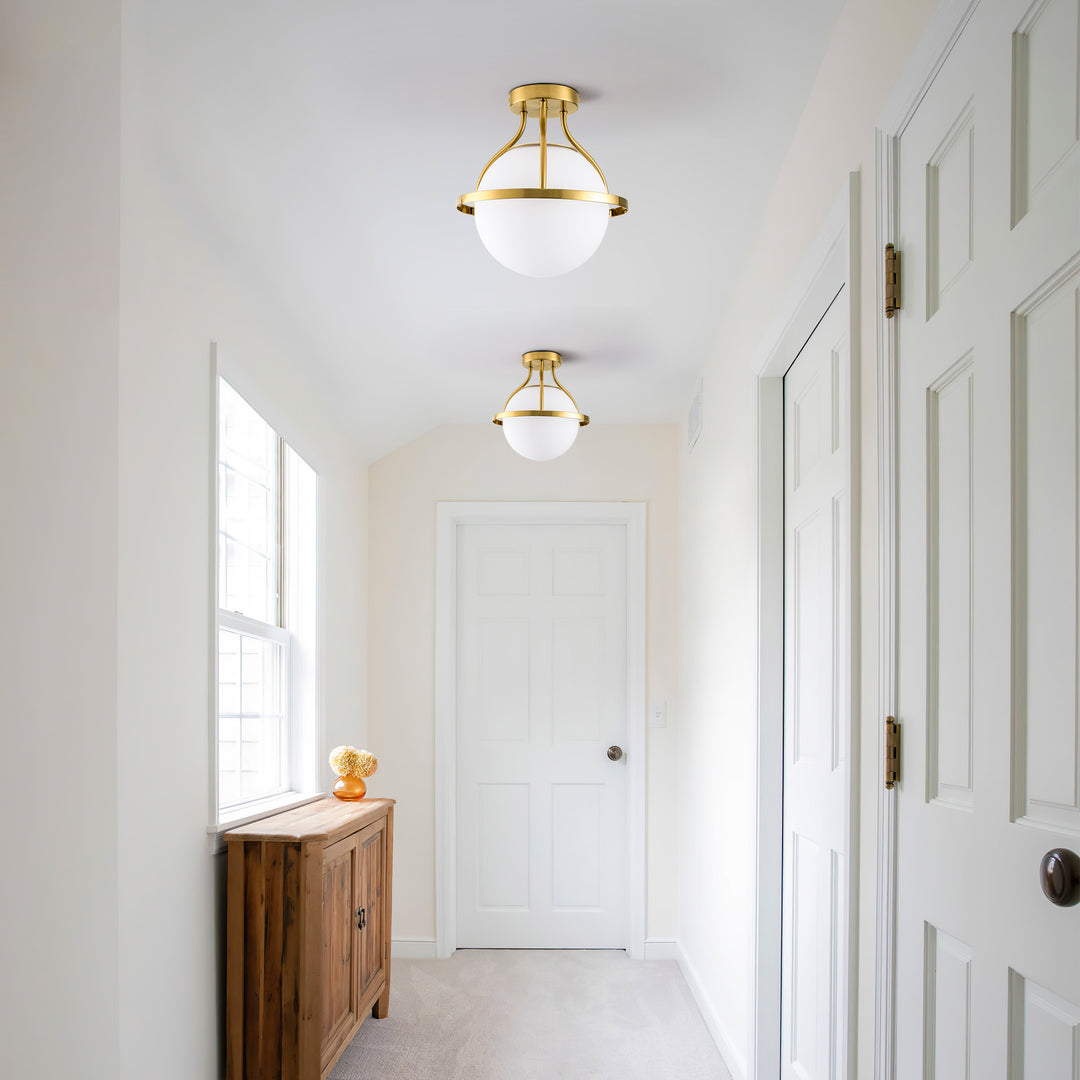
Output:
[
  {"xmin": 549, "ymin": 366, "xmax": 581, "ymax": 412},
  {"xmin": 475, "ymin": 104, "xmax": 528, "ymax": 189},
  {"xmin": 539, "ymin": 98, "xmax": 548, "ymax": 189},
  {"xmin": 538, "ymin": 364, "xmax": 545, "ymax": 410},
  {"xmin": 560, "ymin": 104, "xmax": 610, "ymax": 194},
  {"xmin": 502, "ymin": 369, "xmax": 533, "ymax": 413}
]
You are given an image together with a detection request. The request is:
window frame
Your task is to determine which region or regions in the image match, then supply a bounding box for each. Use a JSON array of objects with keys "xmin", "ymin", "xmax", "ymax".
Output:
[{"xmin": 209, "ymin": 347, "xmax": 324, "ymax": 846}]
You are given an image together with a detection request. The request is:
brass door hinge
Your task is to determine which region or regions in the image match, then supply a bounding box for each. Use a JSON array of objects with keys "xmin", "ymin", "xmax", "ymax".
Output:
[
  {"xmin": 885, "ymin": 717, "xmax": 901, "ymax": 789},
  {"xmin": 885, "ymin": 244, "xmax": 901, "ymax": 318}
]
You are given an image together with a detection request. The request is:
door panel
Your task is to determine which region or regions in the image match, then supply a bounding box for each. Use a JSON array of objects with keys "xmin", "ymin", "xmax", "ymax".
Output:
[
  {"xmin": 893, "ymin": 1, "xmax": 1080, "ymax": 1075},
  {"xmin": 358, "ymin": 821, "xmax": 385, "ymax": 1004},
  {"xmin": 456, "ymin": 522, "xmax": 628, "ymax": 948},
  {"xmin": 320, "ymin": 834, "xmax": 359, "ymax": 1065},
  {"xmin": 1014, "ymin": 267, "xmax": 1080, "ymax": 835},
  {"xmin": 781, "ymin": 292, "xmax": 852, "ymax": 1079}
]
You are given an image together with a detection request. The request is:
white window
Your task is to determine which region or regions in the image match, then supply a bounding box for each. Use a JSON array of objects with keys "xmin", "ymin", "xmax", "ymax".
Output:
[{"xmin": 214, "ymin": 377, "xmax": 319, "ymax": 826}]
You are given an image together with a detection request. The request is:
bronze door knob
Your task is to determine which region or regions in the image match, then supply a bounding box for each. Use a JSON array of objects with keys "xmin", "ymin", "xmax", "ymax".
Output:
[
  {"xmin": 607, "ymin": 745, "xmax": 623, "ymax": 761},
  {"xmin": 1040, "ymin": 849, "xmax": 1080, "ymax": 907}
]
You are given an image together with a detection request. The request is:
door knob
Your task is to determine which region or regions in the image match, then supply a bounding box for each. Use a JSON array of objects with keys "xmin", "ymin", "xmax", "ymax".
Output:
[
  {"xmin": 1040, "ymin": 848, "xmax": 1080, "ymax": 907},
  {"xmin": 607, "ymin": 745, "xmax": 623, "ymax": 761}
]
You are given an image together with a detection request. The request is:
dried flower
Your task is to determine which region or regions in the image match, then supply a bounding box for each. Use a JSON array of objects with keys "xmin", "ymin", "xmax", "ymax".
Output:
[{"xmin": 329, "ymin": 745, "xmax": 378, "ymax": 779}]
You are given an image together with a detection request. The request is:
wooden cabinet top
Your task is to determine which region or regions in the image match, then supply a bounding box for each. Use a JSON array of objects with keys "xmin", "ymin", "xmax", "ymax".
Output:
[{"xmin": 224, "ymin": 796, "xmax": 395, "ymax": 845}]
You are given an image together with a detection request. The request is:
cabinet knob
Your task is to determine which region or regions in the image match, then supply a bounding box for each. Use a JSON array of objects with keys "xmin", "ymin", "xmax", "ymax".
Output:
[{"xmin": 356, "ymin": 907, "xmax": 366, "ymax": 930}]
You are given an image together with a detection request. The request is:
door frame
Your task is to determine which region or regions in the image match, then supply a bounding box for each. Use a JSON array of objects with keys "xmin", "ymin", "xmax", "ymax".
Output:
[
  {"xmin": 872, "ymin": 3, "xmax": 979, "ymax": 1077},
  {"xmin": 433, "ymin": 501, "xmax": 648, "ymax": 960},
  {"xmin": 751, "ymin": 174, "xmax": 861, "ymax": 1079}
]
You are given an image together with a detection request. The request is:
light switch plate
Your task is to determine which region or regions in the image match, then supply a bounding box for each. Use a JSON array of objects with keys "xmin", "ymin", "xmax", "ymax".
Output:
[{"xmin": 649, "ymin": 701, "xmax": 667, "ymax": 728}]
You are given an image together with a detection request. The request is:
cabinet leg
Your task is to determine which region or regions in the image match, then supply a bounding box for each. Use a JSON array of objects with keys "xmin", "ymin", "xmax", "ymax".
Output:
[{"xmin": 373, "ymin": 982, "xmax": 390, "ymax": 1019}]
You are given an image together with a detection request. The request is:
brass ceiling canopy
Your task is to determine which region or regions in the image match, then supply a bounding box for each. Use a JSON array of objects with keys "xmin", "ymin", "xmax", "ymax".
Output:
[
  {"xmin": 458, "ymin": 84, "xmax": 628, "ymax": 277},
  {"xmin": 507, "ymin": 84, "xmax": 580, "ymax": 118}
]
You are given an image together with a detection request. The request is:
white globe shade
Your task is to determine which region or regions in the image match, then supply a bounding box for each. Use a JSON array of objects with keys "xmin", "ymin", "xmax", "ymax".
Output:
[
  {"xmin": 474, "ymin": 145, "xmax": 610, "ymax": 277},
  {"xmin": 501, "ymin": 384, "xmax": 581, "ymax": 461}
]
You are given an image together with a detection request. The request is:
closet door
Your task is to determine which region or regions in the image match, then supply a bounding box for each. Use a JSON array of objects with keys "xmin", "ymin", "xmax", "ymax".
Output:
[
  {"xmin": 357, "ymin": 819, "xmax": 387, "ymax": 1005},
  {"xmin": 320, "ymin": 833, "xmax": 360, "ymax": 1072}
]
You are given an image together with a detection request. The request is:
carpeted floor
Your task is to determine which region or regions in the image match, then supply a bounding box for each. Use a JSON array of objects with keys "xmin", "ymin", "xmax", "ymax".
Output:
[{"xmin": 329, "ymin": 949, "xmax": 732, "ymax": 1080}]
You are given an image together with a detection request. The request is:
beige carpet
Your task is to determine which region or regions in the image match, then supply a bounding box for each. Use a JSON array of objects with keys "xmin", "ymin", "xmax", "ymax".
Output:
[{"xmin": 329, "ymin": 950, "xmax": 732, "ymax": 1080}]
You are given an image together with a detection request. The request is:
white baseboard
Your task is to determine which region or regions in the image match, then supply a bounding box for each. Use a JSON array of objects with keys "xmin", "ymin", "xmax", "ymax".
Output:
[
  {"xmin": 391, "ymin": 937, "xmax": 438, "ymax": 959},
  {"xmin": 675, "ymin": 942, "xmax": 748, "ymax": 1080},
  {"xmin": 643, "ymin": 938, "xmax": 679, "ymax": 960}
]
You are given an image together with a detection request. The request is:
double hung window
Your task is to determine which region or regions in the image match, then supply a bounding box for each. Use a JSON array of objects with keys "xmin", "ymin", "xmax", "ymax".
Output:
[{"xmin": 215, "ymin": 378, "xmax": 318, "ymax": 823}]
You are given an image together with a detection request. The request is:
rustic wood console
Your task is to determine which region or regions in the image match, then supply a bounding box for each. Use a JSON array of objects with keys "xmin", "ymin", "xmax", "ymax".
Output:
[{"xmin": 225, "ymin": 797, "xmax": 395, "ymax": 1080}]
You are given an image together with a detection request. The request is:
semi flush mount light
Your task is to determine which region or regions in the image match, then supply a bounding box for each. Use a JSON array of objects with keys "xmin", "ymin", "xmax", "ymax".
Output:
[
  {"xmin": 457, "ymin": 84, "xmax": 628, "ymax": 277},
  {"xmin": 494, "ymin": 351, "xmax": 589, "ymax": 461}
]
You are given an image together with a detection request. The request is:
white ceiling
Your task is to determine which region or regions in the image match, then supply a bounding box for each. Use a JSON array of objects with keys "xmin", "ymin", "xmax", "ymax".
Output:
[{"xmin": 130, "ymin": 0, "xmax": 844, "ymax": 460}]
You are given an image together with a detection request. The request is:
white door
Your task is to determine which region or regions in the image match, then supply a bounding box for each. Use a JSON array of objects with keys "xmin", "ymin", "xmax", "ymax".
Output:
[
  {"xmin": 455, "ymin": 522, "xmax": 629, "ymax": 948},
  {"xmin": 781, "ymin": 291, "xmax": 853, "ymax": 1079},
  {"xmin": 894, "ymin": 0, "xmax": 1080, "ymax": 1075}
]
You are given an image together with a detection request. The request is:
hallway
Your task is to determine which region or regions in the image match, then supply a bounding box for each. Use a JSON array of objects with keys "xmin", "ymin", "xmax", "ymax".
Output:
[{"xmin": 329, "ymin": 951, "xmax": 730, "ymax": 1080}]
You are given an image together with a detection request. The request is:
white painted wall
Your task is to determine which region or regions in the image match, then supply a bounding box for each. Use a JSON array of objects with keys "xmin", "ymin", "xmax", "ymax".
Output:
[
  {"xmin": 114, "ymin": 17, "xmax": 370, "ymax": 1073},
  {"xmin": 0, "ymin": 7, "xmax": 368, "ymax": 1076},
  {"xmin": 0, "ymin": 3, "xmax": 122, "ymax": 1075},
  {"xmin": 676, "ymin": 1, "xmax": 937, "ymax": 1076},
  {"xmin": 367, "ymin": 423, "xmax": 680, "ymax": 948}
]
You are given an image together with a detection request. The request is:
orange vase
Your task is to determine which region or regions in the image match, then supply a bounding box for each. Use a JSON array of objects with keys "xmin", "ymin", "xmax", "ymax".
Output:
[{"xmin": 333, "ymin": 774, "xmax": 367, "ymax": 801}]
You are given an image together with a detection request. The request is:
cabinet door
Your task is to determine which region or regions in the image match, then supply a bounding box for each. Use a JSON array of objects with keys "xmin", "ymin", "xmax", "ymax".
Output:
[
  {"xmin": 357, "ymin": 820, "xmax": 386, "ymax": 1004},
  {"xmin": 320, "ymin": 833, "xmax": 360, "ymax": 1070}
]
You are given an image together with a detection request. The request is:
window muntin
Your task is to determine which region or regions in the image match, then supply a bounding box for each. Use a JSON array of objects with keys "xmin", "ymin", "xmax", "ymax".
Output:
[
  {"xmin": 217, "ymin": 619, "xmax": 290, "ymax": 807},
  {"xmin": 218, "ymin": 379, "xmax": 280, "ymax": 625}
]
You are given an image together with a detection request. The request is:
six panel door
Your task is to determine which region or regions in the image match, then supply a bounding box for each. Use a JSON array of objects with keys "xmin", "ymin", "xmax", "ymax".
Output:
[
  {"xmin": 781, "ymin": 292, "xmax": 853, "ymax": 1079},
  {"xmin": 893, "ymin": 1, "xmax": 1080, "ymax": 1075},
  {"xmin": 455, "ymin": 522, "xmax": 629, "ymax": 949}
]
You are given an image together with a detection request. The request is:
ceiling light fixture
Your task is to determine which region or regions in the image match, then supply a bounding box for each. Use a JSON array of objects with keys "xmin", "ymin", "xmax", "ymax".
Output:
[
  {"xmin": 458, "ymin": 84, "xmax": 628, "ymax": 277},
  {"xmin": 494, "ymin": 351, "xmax": 589, "ymax": 461}
]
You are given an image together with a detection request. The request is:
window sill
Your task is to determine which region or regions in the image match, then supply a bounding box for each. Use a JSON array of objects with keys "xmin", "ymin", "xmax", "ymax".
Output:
[{"xmin": 208, "ymin": 791, "xmax": 326, "ymax": 854}]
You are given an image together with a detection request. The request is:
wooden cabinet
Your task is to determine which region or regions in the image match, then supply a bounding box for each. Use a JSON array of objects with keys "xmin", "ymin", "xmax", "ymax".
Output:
[{"xmin": 225, "ymin": 797, "xmax": 395, "ymax": 1080}]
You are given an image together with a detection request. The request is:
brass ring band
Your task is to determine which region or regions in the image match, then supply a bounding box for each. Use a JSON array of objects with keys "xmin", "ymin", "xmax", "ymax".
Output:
[
  {"xmin": 493, "ymin": 410, "xmax": 590, "ymax": 426},
  {"xmin": 458, "ymin": 188, "xmax": 629, "ymax": 218}
]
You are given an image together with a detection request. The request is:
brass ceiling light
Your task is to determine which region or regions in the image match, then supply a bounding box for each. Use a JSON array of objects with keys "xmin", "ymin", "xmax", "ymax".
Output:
[
  {"xmin": 494, "ymin": 351, "xmax": 589, "ymax": 461},
  {"xmin": 457, "ymin": 84, "xmax": 628, "ymax": 277}
]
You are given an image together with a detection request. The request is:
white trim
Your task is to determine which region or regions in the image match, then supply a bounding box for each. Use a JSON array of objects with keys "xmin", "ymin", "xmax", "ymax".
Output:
[
  {"xmin": 392, "ymin": 937, "xmax": 439, "ymax": 960},
  {"xmin": 872, "ymin": 5, "xmax": 978, "ymax": 1078},
  {"xmin": 676, "ymin": 942, "xmax": 747, "ymax": 1080},
  {"xmin": 434, "ymin": 501, "xmax": 648, "ymax": 961},
  {"xmin": 751, "ymin": 174, "xmax": 861, "ymax": 1080},
  {"xmin": 207, "ymin": 791, "xmax": 327, "ymax": 854},
  {"xmin": 209, "ymin": 345, "xmax": 221, "ymax": 847},
  {"xmin": 643, "ymin": 938, "xmax": 678, "ymax": 961}
]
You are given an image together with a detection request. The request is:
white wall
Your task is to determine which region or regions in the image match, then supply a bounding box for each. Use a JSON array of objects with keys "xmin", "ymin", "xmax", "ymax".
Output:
[
  {"xmin": 676, "ymin": 1, "xmax": 937, "ymax": 1076},
  {"xmin": 0, "ymin": 7, "xmax": 367, "ymax": 1077},
  {"xmin": 367, "ymin": 423, "xmax": 680, "ymax": 948},
  {"xmin": 0, "ymin": 3, "xmax": 122, "ymax": 1075},
  {"xmin": 114, "ymin": 24, "xmax": 370, "ymax": 1074}
]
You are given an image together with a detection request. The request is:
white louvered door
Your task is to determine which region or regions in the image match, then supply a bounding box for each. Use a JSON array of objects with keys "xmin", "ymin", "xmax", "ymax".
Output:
[
  {"xmin": 894, "ymin": 1, "xmax": 1080, "ymax": 1075},
  {"xmin": 455, "ymin": 523, "xmax": 628, "ymax": 948}
]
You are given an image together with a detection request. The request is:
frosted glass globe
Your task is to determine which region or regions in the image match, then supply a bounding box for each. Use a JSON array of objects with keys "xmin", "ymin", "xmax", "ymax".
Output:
[
  {"xmin": 501, "ymin": 384, "xmax": 581, "ymax": 461},
  {"xmin": 475, "ymin": 145, "xmax": 610, "ymax": 277}
]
